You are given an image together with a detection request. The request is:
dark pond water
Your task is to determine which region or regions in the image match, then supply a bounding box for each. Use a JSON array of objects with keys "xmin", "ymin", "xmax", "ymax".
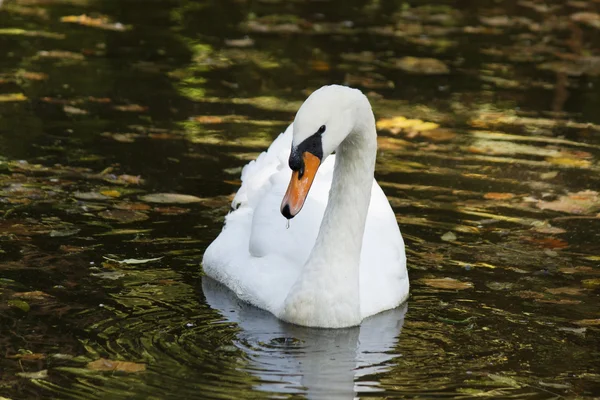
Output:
[{"xmin": 1, "ymin": 0, "xmax": 600, "ymax": 398}]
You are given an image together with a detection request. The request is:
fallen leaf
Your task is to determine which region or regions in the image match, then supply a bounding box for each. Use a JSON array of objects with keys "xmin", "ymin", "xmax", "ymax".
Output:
[
  {"xmin": 545, "ymin": 287, "xmax": 585, "ymax": 295},
  {"xmin": 153, "ymin": 206, "xmax": 190, "ymax": 215},
  {"xmin": 514, "ymin": 290, "xmax": 545, "ymax": 299},
  {"xmin": 441, "ymin": 231, "xmax": 457, "ymax": 242},
  {"xmin": 102, "ymin": 256, "xmax": 163, "ymax": 264},
  {"xmin": 86, "ymin": 358, "xmax": 145, "ymax": 373},
  {"xmin": 61, "ymin": 14, "xmax": 128, "ymax": 31},
  {"xmin": 8, "ymin": 299, "xmax": 30, "ymax": 312},
  {"xmin": 573, "ymin": 319, "xmax": 600, "ymax": 326},
  {"xmin": 532, "ymin": 224, "xmax": 566, "ymax": 234},
  {"xmin": 524, "ymin": 237, "xmax": 569, "ymax": 249},
  {"xmin": 537, "ymin": 299, "xmax": 581, "ymax": 305},
  {"xmin": 571, "ymin": 12, "xmax": 600, "ymax": 29},
  {"xmin": 224, "ymin": 37, "xmax": 254, "ymax": 47},
  {"xmin": 98, "ymin": 209, "xmax": 149, "ymax": 223},
  {"xmin": 12, "ymin": 291, "xmax": 52, "ymax": 300},
  {"xmin": 113, "ymin": 104, "xmax": 147, "ymax": 112},
  {"xmin": 63, "ymin": 105, "xmax": 88, "ymax": 115},
  {"xmin": 559, "ymin": 266, "xmax": 594, "ymax": 274},
  {"xmin": 139, "ymin": 193, "xmax": 203, "ymax": 204},
  {"xmin": 393, "ymin": 56, "xmax": 450, "ymax": 74},
  {"xmin": 16, "ymin": 370, "xmax": 48, "ymax": 379},
  {"xmin": 74, "ymin": 191, "xmax": 110, "ymax": 201},
  {"xmin": 582, "ymin": 279, "xmax": 600, "ymax": 289},
  {"xmin": 420, "ymin": 277, "xmax": 473, "ymax": 290},
  {"xmin": 537, "ymin": 190, "xmax": 600, "ymax": 214},
  {"xmin": 377, "ymin": 116, "xmax": 440, "ymax": 135},
  {"xmin": 0, "ymin": 93, "xmax": 27, "ymax": 102},
  {"xmin": 100, "ymin": 190, "xmax": 121, "ymax": 198},
  {"xmin": 488, "ymin": 373, "xmax": 521, "ymax": 388},
  {"xmin": 114, "ymin": 202, "xmax": 151, "ymax": 211},
  {"xmin": 484, "ymin": 192, "xmax": 515, "ymax": 200},
  {"xmin": 7, "ymin": 353, "xmax": 46, "ymax": 361}
]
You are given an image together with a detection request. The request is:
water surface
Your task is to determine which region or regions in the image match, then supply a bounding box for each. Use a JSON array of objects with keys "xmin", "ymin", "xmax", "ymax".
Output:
[{"xmin": 1, "ymin": 0, "xmax": 599, "ymax": 398}]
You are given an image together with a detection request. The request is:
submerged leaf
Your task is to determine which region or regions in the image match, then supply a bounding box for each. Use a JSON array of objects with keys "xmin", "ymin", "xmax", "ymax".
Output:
[
  {"xmin": 139, "ymin": 193, "xmax": 203, "ymax": 204},
  {"xmin": 102, "ymin": 256, "xmax": 163, "ymax": 264},
  {"xmin": 86, "ymin": 358, "xmax": 145, "ymax": 373},
  {"xmin": 420, "ymin": 277, "xmax": 473, "ymax": 290}
]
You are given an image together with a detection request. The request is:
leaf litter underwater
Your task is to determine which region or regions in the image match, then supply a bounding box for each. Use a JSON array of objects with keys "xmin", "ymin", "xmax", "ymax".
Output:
[{"xmin": 1, "ymin": 0, "xmax": 600, "ymax": 398}]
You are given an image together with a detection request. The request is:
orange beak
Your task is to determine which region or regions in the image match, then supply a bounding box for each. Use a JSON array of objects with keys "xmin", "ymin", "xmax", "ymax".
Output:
[{"xmin": 281, "ymin": 152, "xmax": 321, "ymax": 219}]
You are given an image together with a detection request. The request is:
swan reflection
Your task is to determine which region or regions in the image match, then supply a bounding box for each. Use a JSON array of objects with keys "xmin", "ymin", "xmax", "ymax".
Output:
[{"xmin": 202, "ymin": 277, "xmax": 408, "ymax": 399}]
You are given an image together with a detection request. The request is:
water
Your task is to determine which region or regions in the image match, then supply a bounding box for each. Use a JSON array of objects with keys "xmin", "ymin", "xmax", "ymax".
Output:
[{"xmin": 1, "ymin": 0, "xmax": 599, "ymax": 398}]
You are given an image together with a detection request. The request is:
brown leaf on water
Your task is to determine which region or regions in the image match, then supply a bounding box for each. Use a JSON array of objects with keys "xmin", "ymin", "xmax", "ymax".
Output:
[
  {"xmin": 63, "ymin": 105, "xmax": 88, "ymax": 115},
  {"xmin": 86, "ymin": 358, "xmax": 146, "ymax": 373},
  {"xmin": 114, "ymin": 202, "xmax": 151, "ymax": 211},
  {"xmin": 153, "ymin": 206, "xmax": 190, "ymax": 215},
  {"xmin": 194, "ymin": 116, "xmax": 224, "ymax": 124},
  {"xmin": 61, "ymin": 15, "xmax": 128, "ymax": 31},
  {"xmin": 573, "ymin": 319, "xmax": 600, "ymax": 326},
  {"xmin": 537, "ymin": 299, "xmax": 582, "ymax": 305},
  {"xmin": 8, "ymin": 352, "xmax": 46, "ymax": 361},
  {"xmin": 36, "ymin": 50, "xmax": 85, "ymax": 61},
  {"xmin": 98, "ymin": 210, "xmax": 149, "ymax": 223},
  {"xmin": 545, "ymin": 287, "xmax": 585, "ymax": 296},
  {"xmin": 571, "ymin": 12, "xmax": 600, "ymax": 29},
  {"xmin": 537, "ymin": 190, "xmax": 600, "ymax": 214},
  {"xmin": 484, "ymin": 192, "xmax": 515, "ymax": 200},
  {"xmin": 113, "ymin": 104, "xmax": 147, "ymax": 112},
  {"xmin": 532, "ymin": 224, "xmax": 566, "ymax": 234},
  {"xmin": 524, "ymin": 237, "xmax": 569, "ymax": 249},
  {"xmin": 310, "ymin": 60, "xmax": 331, "ymax": 71},
  {"xmin": 139, "ymin": 193, "xmax": 203, "ymax": 204},
  {"xmin": 420, "ymin": 277, "xmax": 473, "ymax": 290},
  {"xmin": 17, "ymin": 71, "xmax": 48, "ymax": 81},
  {"xmin": 392, "ymin": 57, "xmax": 449, "ymax": 75},
  {"xmin": 514, "ymin": 290, "xmax": 545, "ymax": 299},
  {"xmin": 12, "ymin": 291, "xmax": 52, "ymax": 300},
  {"xmin": 559, "ymin": 266, "xmax": 595, "ymax": 274},
  {"xmin": 115, "ymin": 174, "xmax": 144, "ymax": 185}
]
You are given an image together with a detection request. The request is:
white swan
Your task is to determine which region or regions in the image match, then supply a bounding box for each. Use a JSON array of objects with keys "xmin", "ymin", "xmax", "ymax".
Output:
[{"xmin": 203, "ymin": 85, "xmax": 409, "ymax": 328}]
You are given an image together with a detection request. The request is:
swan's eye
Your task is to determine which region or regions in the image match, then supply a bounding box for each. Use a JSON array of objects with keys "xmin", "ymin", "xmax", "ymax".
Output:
[{"xmin": 318, "ymin": 125, "xmax": 326, "ymax": 134}]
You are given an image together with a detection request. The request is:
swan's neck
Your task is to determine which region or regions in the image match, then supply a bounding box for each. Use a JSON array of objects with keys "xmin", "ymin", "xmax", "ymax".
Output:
[{"xmin": 281, "ymin": 105, "xmax": 377, "ymax": 328}]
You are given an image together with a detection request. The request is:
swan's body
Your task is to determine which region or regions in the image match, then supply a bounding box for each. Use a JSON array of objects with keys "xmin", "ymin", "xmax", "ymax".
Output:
[{"xmin": 203, "ymin": 85, "xmax": 409, "ymax": 328}]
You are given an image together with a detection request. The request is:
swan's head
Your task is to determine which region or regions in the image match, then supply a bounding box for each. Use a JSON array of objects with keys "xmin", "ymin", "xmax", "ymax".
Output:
[{"xmin": 281, "ymin": 85, "xmax": 369, "ymax": 219}]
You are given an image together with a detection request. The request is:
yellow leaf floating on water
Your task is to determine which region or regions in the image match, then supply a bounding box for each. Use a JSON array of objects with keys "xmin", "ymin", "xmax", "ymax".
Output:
[
  {"xmin": 377, "ymin": 116, "xmax": 439, "ymax": 134},
  {"xmin": 484, "ymin": 192, "xmax": 515, "ymax": 200},
  {"xmin": 582, "ymin": 279, "xmax": 600, "ymax": 289},
  {"xmin": 546, "ymin": 156, "xmax": 591, "ymax": 168},
  {"xmin": 100, "ymin": 190, "xmax": 121, "ymax": 198},
  {"xmin": 86, "ymin": 358, "xmax": 146, "ymax": 373},
  {"xmin": 0, "ymin": 93, "xmax": 27, "ymax": 102},
  {"xmin": 420, "ymin": 277, "xmax": 473, "ymax": 290}
]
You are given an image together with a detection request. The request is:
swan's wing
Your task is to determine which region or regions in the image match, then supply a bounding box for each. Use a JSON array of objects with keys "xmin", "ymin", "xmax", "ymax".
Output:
[
  {"xmin": 203, "ymin": 123, "xmax": 333, "ymax": 313},
  {"xmin": 232, "ymin": 124, "xmax": 293, "ymax": 210},
  {"xmin": 359, "ymin": 182, "xmax": 409, "ymax": 318}
]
